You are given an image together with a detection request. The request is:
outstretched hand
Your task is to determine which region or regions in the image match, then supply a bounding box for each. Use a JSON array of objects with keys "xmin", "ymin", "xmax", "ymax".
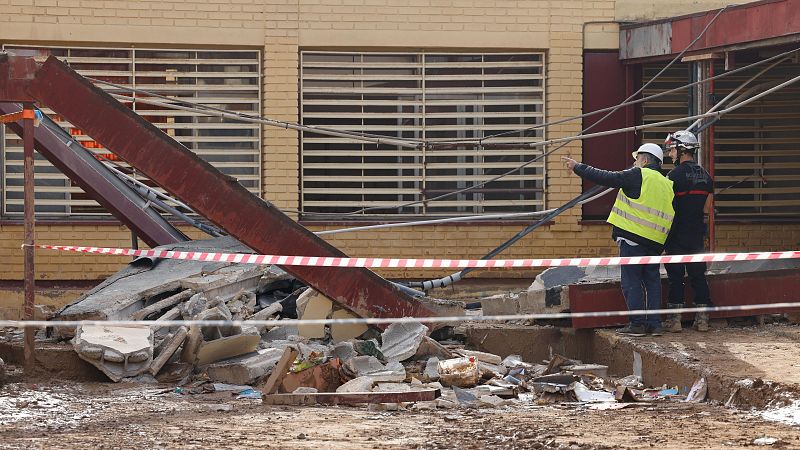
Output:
[{"xmin": 561, "ymin": 156, "xmax": 578, "ymax": 171}]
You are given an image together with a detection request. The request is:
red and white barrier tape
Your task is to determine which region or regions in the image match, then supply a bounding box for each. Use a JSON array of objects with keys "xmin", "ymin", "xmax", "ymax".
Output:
[{"xmin": 30, "ymin": 244, "xmax": 800, "ymax": 269}]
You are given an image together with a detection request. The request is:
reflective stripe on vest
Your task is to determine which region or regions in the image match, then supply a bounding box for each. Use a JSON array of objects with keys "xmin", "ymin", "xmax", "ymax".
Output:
[{"xmin": 607, "ymin": 168, "xmax": 675, "ymax": 244}]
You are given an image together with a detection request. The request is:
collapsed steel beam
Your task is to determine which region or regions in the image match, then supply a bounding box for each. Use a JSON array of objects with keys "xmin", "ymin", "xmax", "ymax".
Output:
[
  {"xmin": 15, "ymin": 55, "xmax": 437, "ymax": 326},
  {"xmin": 0, "ymin": 102, "xmax": 189, "ymax": 247}
]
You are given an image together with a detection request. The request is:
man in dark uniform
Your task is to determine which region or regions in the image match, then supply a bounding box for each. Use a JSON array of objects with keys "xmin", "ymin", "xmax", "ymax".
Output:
[
  {"xmin": 662, "ymin": 130, "xmax": 714, "ymax": 332},
  {"xmin": 563, "ymin": 143, "xmax": 675, "ymax": 337}
]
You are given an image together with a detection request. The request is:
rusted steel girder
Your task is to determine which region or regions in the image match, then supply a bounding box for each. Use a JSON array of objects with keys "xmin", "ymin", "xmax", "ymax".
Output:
[
  {"xmin": 0, "ymin": 102, "xmax": 189, "ymax": 247},
  {"xmin": 0, "ymin": 53, "xmax": 36, "ymax": 103},
  {"xmin": 20, "ymin": 55, "xmax": 437, "ymax": 327},
  {"xmin": 262, "ymin": 389, "xmax": 441, "ymax": 406}
]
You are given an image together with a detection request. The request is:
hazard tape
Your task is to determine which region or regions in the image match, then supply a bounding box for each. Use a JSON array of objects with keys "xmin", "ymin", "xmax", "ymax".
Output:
[
  {"xmin": 29, "ymin": 244, "xmax": 800, "ymax": 269},
  {"xmin": 2, "ymin": 302, "xmax": 800, "ymax": 329}
]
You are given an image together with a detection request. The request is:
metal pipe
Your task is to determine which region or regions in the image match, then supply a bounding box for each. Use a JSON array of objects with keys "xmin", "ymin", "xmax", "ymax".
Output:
[{"xmin": 22, "ymin": 104, "xmax": 35, "ymax": 372}]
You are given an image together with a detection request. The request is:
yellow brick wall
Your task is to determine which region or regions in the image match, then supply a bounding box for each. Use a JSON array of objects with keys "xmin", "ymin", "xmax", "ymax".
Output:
[{"xmin": 0, "ymin": 0, "xmax": 793, "ymax": 288}]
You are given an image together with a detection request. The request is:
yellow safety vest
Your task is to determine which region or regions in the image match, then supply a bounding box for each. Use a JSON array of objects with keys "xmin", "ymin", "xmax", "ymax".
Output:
[{"xmin": 607, "ymin": 168, "xmax": 675, "ymax": 244}]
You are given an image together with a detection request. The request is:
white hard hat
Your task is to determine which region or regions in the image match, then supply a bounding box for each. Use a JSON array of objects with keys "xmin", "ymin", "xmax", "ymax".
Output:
[
  {"xmin": 631, "ymin": 143, "xmax": 664, "ymax": 163},
  {"xmin": 665, "ymin": 130, "xmax": 700, "ymax": 151}
]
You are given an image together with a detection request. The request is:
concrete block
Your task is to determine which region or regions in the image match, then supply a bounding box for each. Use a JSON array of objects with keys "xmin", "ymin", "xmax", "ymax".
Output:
[
  {"xmin": 479, "ymin": 293, "xmax": 520, "ymax": 316},
  {"xmin": 336, "ymin": 376, "xmax": 375, "ymax": 393},
  {"xmin": 196, "ymin": 332, "xmax": 261, "ymax": 366},
  {"xmin": 149, "ymin": 326, "xmax": 188, "ymax": 376},
  {"xmin": 330, "ymin": 308, "xmax": 368, "ymax": 343},
  {"xmin": 380, "ymin": 321, "xmax": 427, "ymax": 362},
  {"xmin": 73, "ymin": 325, "xmax": 153, "ymax": 382},
  {"xmin": 296, "ymin": 289, "xmax": 332, "ymax": 339},
  {"xmin": 206, "ymin": 348, "xmax": 285, "ymax": 385}
]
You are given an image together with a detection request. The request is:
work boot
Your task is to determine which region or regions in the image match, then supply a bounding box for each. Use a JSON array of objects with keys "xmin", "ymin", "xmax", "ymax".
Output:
[
  {"xmin": 693, "ymin": 312, "xmax": 709, "ymax": 332},
  {"xmin": 648, "ymin": 324, "xmax": 663, "ymax": 336},
  {"xmin": 616, "ymin": 324, "xmax": 647, "ymax": 337},
  {"xmin": 662, "ymin": 313, "xmax": 683, "ymax": 333}
]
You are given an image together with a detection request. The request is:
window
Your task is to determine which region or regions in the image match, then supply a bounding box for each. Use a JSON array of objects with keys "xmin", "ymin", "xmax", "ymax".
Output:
[
  {"xmin": 300, "ymin": 52, "xmax": 545, "ymax": 218},
  {"xmin": 641, "ymin": 58, "xmax": 800, "ymax": 218},
  {"xmin": 1, "ymin": 45, "xmax": 261, "ymax": 217}
]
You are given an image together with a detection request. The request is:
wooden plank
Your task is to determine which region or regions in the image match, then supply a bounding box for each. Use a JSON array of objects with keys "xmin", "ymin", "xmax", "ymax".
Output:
[{"xmin": 261, "ymin": 347, "xmax": 298, "ymax": 395}]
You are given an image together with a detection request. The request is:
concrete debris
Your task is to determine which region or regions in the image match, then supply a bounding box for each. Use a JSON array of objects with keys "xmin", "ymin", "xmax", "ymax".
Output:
[
  {"xmin": 344, "ymin": 356, "xmax": 406, "ymax": 382},
  {"xmin": 195, "ymin": 328, "xmax": 260, "ymax": 366},
  {"xmin": 423, "ymin": 357, "xmax": 440, "ymax": 382},
  {"xmin": 206, "ymin": 348, "xmax": 285, "ymax": 385},
  {"xmin": 73, "ymin": 325, "xmax": 153, "ymax": 382},
  {"xmin": 331, "ymin": 341, "xmax": 355, "ymax": 362},
  {"xmin": 261, "ymin": 325, "xmax": 299, "ymax": 342},
  {"xmin": 292, "ymin": 387, "xmax": 318, "ymax": 394},
  {"xmin": 455, "ymin": 349, "xmax": 502, "ymax": 365},
  {"xmin": 149, "ymin": 326, "xmax": 188, "ymax": 376},
  {"xmin": 296, "ymin": 289, "xmax": 332, "ymax": 339},
  {"xmin": 380, "ymin": 321, "xmax": 428, "ymax": 362},
  {"xmin": 337, "ymin": 376, "xmax": 375, "ymax": 393},
  {"xmin": 330, "ymin": 308, "xmax": 369, "ymax": 343},
  {"xmin": 414, "ymin": 336, "xmax": 454, "ymax": 360},
  {"xmin": 352, "ymin": 339, "xmax": 386, "ymax": 361}
]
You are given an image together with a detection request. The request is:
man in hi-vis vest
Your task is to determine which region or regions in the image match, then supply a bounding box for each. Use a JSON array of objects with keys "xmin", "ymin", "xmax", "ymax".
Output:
[{"xmin": 563, "ymin": 143, "xmax": 675, "ymax": 337}]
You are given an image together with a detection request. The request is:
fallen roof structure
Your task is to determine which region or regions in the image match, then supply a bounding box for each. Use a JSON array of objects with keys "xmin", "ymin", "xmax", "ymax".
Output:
[{"xmin": 0, "ymin": 52, "xmax": 440, "ymax": 328}]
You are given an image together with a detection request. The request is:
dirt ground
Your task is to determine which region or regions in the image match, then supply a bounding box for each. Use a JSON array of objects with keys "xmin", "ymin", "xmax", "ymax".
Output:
[{"xmin": 1, "ymin": 379, "xmax": 799, "ymax": 449}]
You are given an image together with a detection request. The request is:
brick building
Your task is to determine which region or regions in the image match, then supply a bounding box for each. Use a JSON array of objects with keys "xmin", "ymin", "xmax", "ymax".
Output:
[{"xmin": 1, "ymin": 0, "xmax": 797, "ymax": 315}]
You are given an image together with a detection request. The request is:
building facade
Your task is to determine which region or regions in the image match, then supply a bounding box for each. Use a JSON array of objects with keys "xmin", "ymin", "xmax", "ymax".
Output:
[{"xmin": 1, "ymin": 0, "xmax": 797, "ymax": 315}]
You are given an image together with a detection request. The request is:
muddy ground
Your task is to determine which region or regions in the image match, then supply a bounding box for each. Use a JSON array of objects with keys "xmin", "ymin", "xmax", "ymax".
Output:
[
  {"xmin": 3, "ymin": 322, "xmax": 800, "ymax": 449},
  {"xmin": 0, "ymin": 379, "xmax": 798, "ymax": 449}
]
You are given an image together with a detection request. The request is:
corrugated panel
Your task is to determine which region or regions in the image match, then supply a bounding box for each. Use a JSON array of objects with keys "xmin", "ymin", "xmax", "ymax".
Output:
[
  {"xmin": 300, "ymin": 52, "xmax": 546, "ymax": 217},
  {"xmin": 1, "ymin": 45, "xmax": 261, "ymax": 217}
]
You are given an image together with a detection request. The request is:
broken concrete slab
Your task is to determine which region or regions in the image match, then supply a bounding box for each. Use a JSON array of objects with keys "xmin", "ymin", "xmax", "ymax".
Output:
[
  {"xmin": 330, "ymin": 308, "xmax": 369, "ymax": 343},
  {"xmin": 132, "ymin": 290, "xmax": 194, "ymax": 320},
  {"xmin": 296, "ymin": 289, "xmax": 333, "ymax": 339},
  {"xmin": 415, "ymin": 336, "xmax": 454, "ymax": 360},
  {"xmin": 424, "ymin": 357, "xmax": 440, "ymax": 382},
  {"xmin": 261, "ymin": 325, "xmax": 299, "ymax": 342},
  {"xmin": 380, "ymin": 321, "xmax": 428, "ymax": 362},
  {"xmin": 196, "ymin": 332, "xmax": 260, "ymax": 366},
  {"xmin": 336, "ymin": 376, "xmax": 375, "ymax": 393},
  {"xmin": 73, "ymin": 325, "xmax": 153, "ymax": 382},
  {"xmin": 344, "ymin": 356, "xmax": 406, "ymax": 382},
  {"xmin": 149, "ymin": 326, "xmax": 188, "ymax": 376},
  {"xmin": 206, "ymin": 348, "xmax": 285, "ymax": 385},
  {"xmin": 331, "ymin": 341, "xmax": 355, "ymax": 362},
  {"xmin": 54, "ymin": 237, "xmax": 262, "ymax": 337}
]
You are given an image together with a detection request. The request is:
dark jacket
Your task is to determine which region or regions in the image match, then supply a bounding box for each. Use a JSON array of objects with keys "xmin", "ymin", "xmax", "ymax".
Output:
[
  {"xmin": 665, "ymin": 160, "xmax": 714, "ymax": 250},
  {"xmin": 573, "ymin": 162, "xmax": 668, "ymax": 252}
]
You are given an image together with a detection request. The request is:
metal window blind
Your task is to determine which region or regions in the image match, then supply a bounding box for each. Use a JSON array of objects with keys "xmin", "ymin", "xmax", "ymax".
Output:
[
  {"xmin": 1, "ymin": 45, "xmax": 261, "ymax": 217},
  {"xmin": 300, "ymin": 52, "xmax": 546, "ymax": 218},
  {"xmin": 641, "ymin": 59, "xmax": 800, "ymax": 218}
]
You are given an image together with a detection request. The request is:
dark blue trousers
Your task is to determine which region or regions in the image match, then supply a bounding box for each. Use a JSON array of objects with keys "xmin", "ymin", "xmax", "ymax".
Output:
[{"xmin": 619, "ymin": 240, "xmax": 662, "ymax": 328}]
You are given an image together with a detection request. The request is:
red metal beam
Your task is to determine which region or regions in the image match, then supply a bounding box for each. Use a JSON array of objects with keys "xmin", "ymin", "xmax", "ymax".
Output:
[
  {"xmin": 19, "ymin": 55, "xmax": 438, "ymax": 327},
  {"xmin": 620, "ymin": 0, "xmax": 800, "ymax": 61},
  {"xmin": 262, "ymin": 389, "xmax": 441, "ymax": 406},
  {"xmin": 0, "ymin": 53, "xmax": 37, "ymax": 103},
  {"xmin": 0, "ymin": 102, "xmax": 189, "ymax": 247},
  {"xmin": 569, "ymin": 269, "xmax": 800, "ymax": 329},
  {"xmin": 22, "ymin": 103, "xmax": 35, "ymax": 372}
]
